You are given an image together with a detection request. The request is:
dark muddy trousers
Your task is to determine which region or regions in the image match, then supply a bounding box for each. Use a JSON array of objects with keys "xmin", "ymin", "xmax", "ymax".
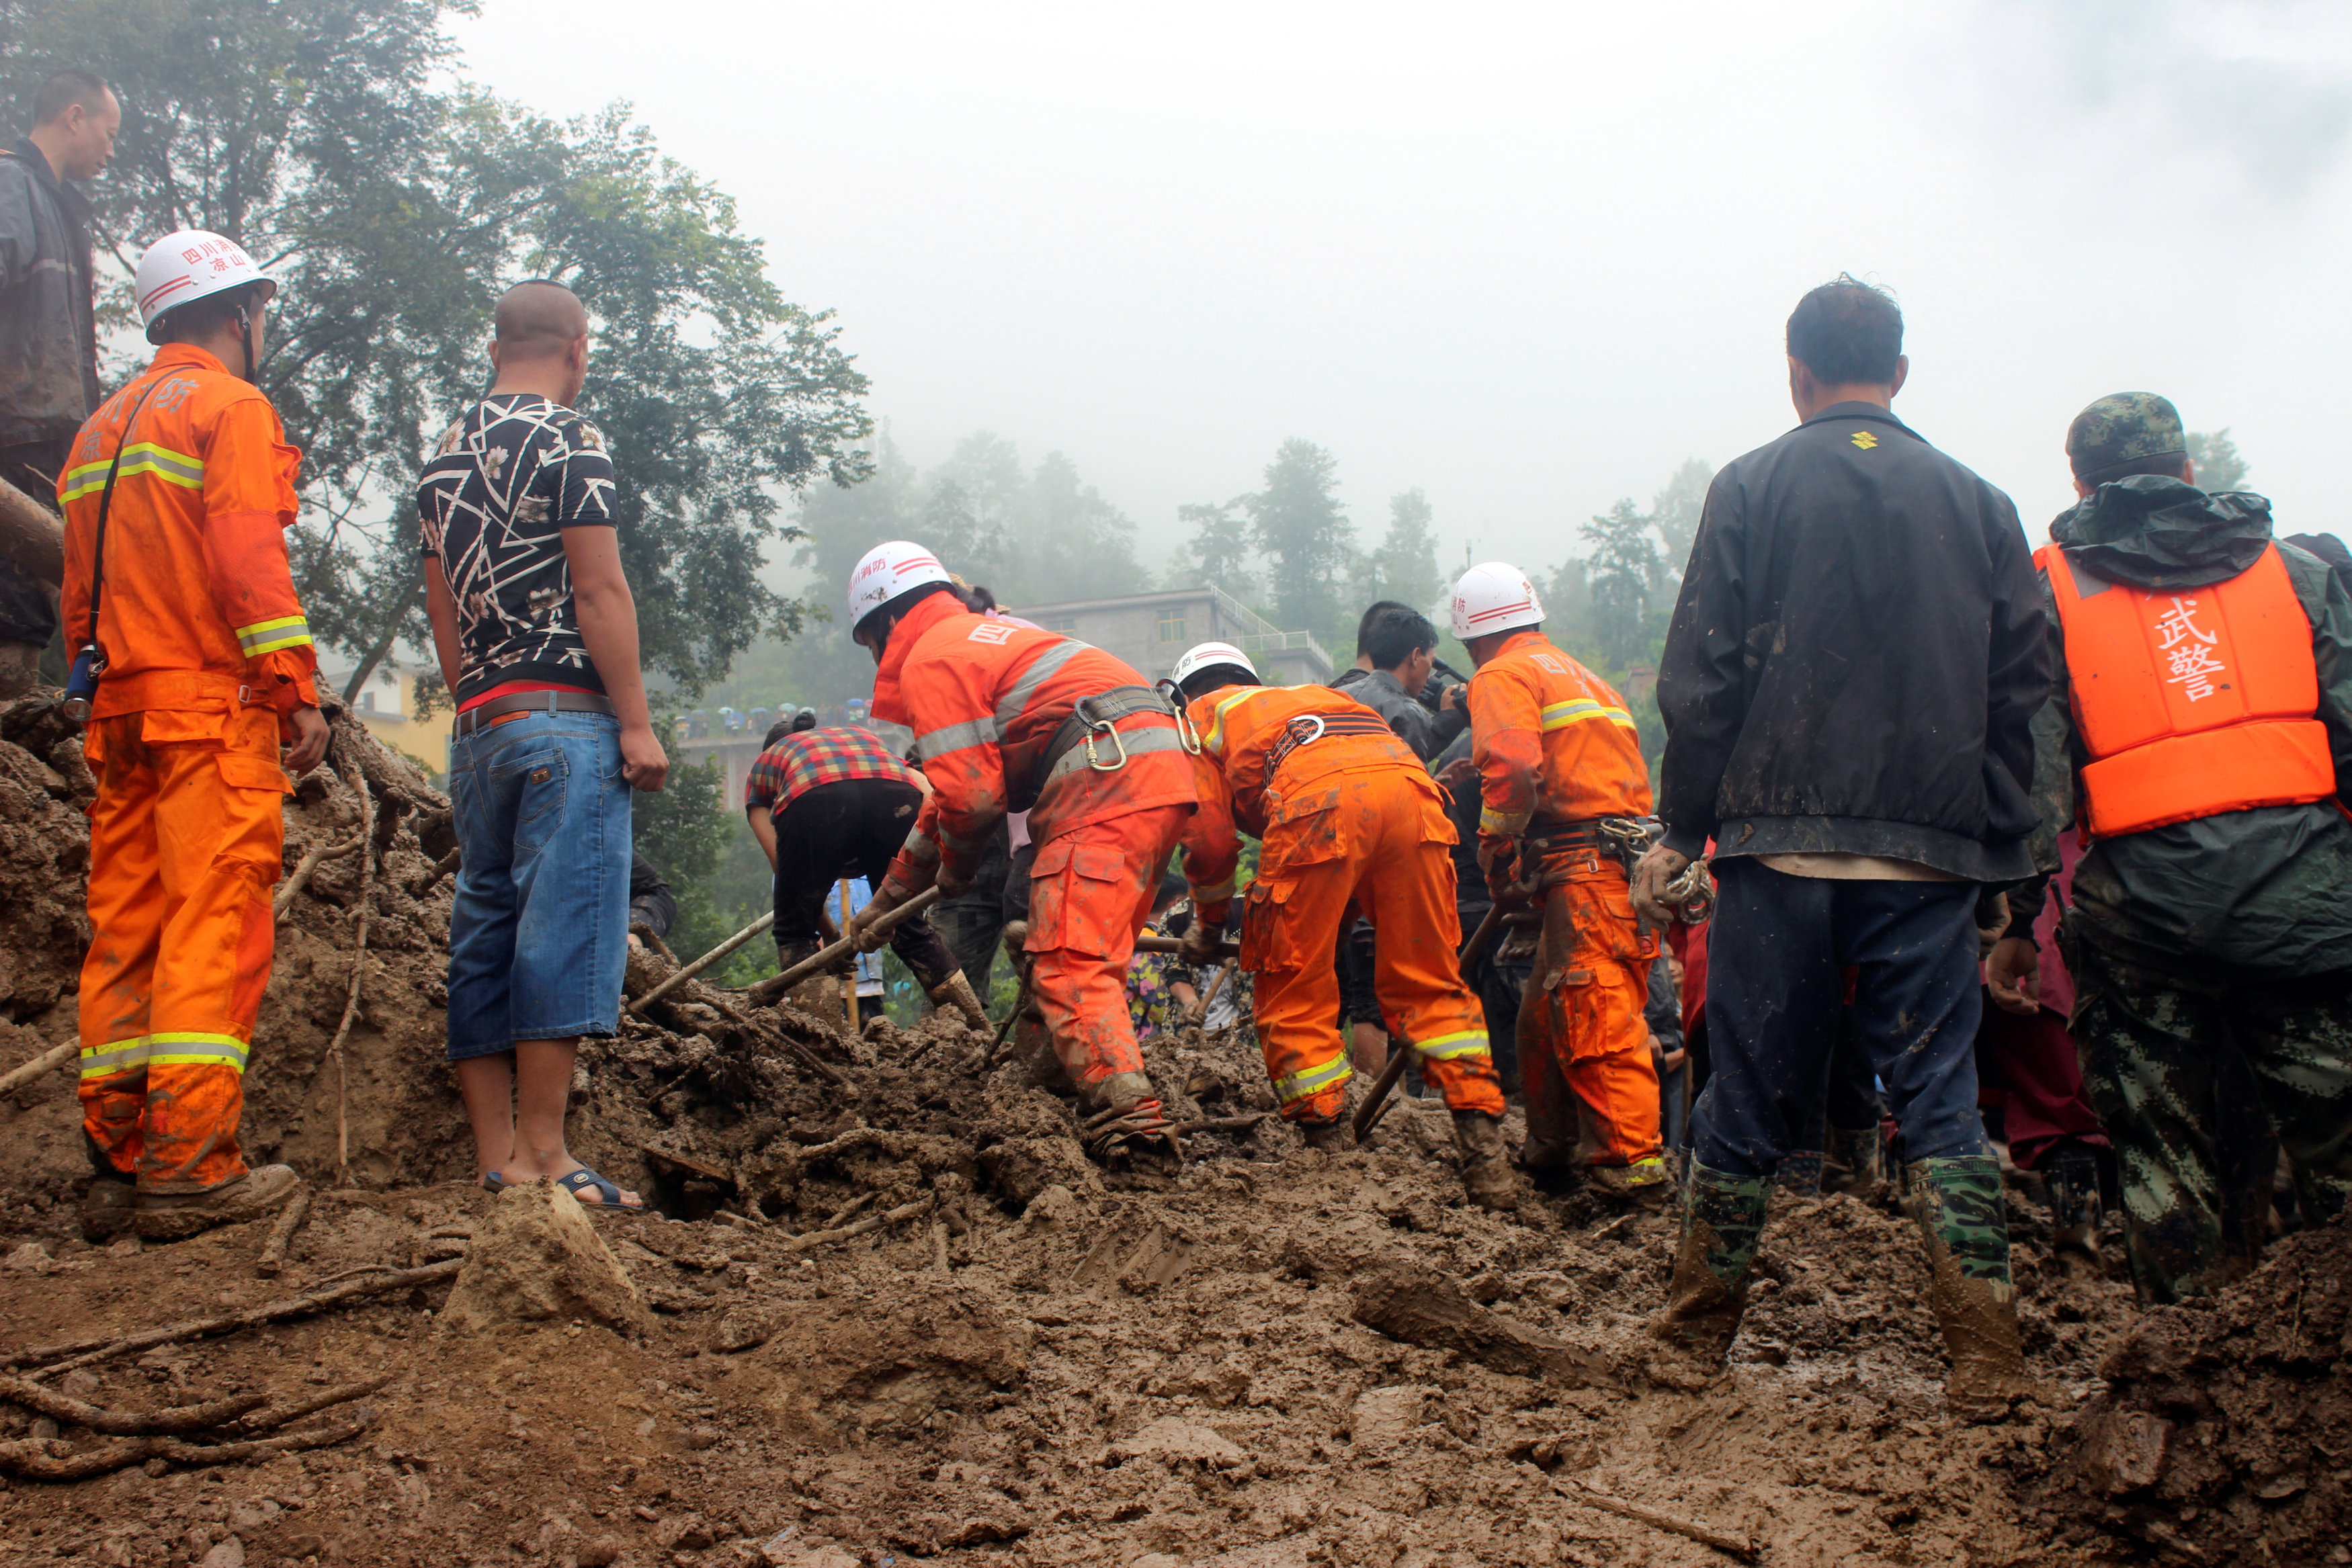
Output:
[
  {"xmin": 1692, "ymin": 858, "xmax": 1990, "ymax": 1178},
  {"xmin": 772, "ymin": 777, "xmax": 957, "ymax": 990},
  {"xmin": 933, "ymin": 818, "xmax": 1014, "ymax": 994}
]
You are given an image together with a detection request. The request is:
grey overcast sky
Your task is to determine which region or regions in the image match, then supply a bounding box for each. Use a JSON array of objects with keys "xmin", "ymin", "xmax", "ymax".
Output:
[{"xmin": 450, "ymin": 0, "xmax": 2352, "ymax": 585}]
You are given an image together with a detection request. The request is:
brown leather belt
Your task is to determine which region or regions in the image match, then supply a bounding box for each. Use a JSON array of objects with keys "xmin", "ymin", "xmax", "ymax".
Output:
[{"xmin": 454, "ymin": 689, "xmax": 616, "ymax": 738}]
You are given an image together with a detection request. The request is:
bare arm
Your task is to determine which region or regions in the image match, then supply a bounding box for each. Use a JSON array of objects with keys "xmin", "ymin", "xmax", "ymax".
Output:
[
  {"xmin": 560, "ymin": 525, "xmax": 667, "ymax": 792},
  {"xmin": 423, "ymin": 558, "xmax": 464, "ymax": 697},
  {"xmin": 748, "ymin": 807, "xmax": 778, "ymax": 870}
]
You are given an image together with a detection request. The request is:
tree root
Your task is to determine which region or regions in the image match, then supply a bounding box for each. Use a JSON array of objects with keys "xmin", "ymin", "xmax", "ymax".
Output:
[
  {"xmin": 0, "ymin": 1407, "xmax": 374, "ymax": 1482},
  {"xmin": 325, "ymin": 732, "xmax": 378, "ymax": 1178},
  {"xmin": 0, "ymin": 1373, "xmax": 268, "ymax": 1435},
  {"xmin": 7, "ymin": 1260, "xmax": 460, "ymax": 1379},
  {"xmin": 273, "ymin": 831, "xmax": 364, "ymax": 920},
  {"xmin": 1554, "ymin": 1475, "xmax": 1757, "ymax": 1561},
  {"xmin": 255, "ymin": 1186, "xmax": 314, "ymax": 1277},
  {"xmin": 779, "ymin": 1196, "xmax": 932, "ymax": 1254}
]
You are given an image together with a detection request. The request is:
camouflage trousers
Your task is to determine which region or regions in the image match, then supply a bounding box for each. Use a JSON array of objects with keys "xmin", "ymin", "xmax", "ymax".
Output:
[{"xmin": 2068, "ymin": 934, "xmax": 2352, "ymax": 1304}]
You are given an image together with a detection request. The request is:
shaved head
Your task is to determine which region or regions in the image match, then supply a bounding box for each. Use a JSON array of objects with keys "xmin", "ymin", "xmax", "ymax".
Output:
[{"xmin": 494, "ymin": 279, "xmax": 588, "ymax": 357}]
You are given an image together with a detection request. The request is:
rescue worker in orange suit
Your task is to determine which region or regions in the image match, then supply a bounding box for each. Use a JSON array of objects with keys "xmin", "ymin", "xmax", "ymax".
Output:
[
  {"xmin": 842, "ymin": 542, "xmax": 1197, "ymax": 1164},
  {"xmin": 1169, "ymin": 642, "xmax": 1511, "ymax": 1205},
  {"xmin": 1455, "ymin": 562, "xmax": 1668, "ymax": 1202},
  {"xmin": 1989, "ymin": 392, "xmax": 2352, "ymax": 1304},
  {"xmin": 59, "ymin": 230, "xmax": 325, "ymax": 1240}
]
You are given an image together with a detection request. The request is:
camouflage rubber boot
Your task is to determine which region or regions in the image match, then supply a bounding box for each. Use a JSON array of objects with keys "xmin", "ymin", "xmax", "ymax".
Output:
[
  {"xmin": 1823, "ymin": 1123, "xmax": 1884, "ymax": 1196},
  {"xmin": 925, "ymin": 971, "xmax": 991, "ymax": 1029},
  {"xmin": 1648, "ymin": 1162, "xmax": 1770, "ymax": 1373},
  {"xmin": 1450, "ymin": 1111, "xmax": 1517, "ymax": 1212},
  {"xmin": 1297, "ymin": 1117, "xmax": 1351, "ymax": 1152},
  {"xmin": 2041, "ymin": 1143, "xmax": 2104, "ymax": 1278},
  {"xmin": 1776, "ymin": 1149, "xmax": 1825, "ymax": 1198},
  {"xmin": 1908, "ymin": 1155, "xmax": 2046, "ymax": 1420}
]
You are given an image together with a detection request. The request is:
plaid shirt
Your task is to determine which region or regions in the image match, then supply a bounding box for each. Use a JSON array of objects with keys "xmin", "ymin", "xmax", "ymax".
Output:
[{"xmin": 745, "ymin": 726, "xmax": 914, "ymax": 814}]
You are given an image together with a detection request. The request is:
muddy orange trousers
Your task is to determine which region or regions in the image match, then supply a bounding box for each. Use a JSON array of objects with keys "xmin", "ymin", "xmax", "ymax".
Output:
[
  {"xmin": 1517, "ymin": 847, "xmax": 1662, "ymax": 1169},
  {"xmin": 1025, "ymin": 803, "xmax": 1191, "ymax": 1094},
  {"xmin": 79, "ymin": 707, "xmax": 285, "ymax": 1192},
  {"xmin": 1244, "ymin": 770, "xmax": 1501, "ymax": 1124}
]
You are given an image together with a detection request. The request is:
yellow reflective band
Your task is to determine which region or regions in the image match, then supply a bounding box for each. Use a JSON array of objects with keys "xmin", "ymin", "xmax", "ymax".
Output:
[
  {"xmin": 1193, "ymin": 876, "xmax": 1236, "ymax": 902},
  {"xmin": 78, "ymin": 1035, "xmax": 152, "ymax": 1078},
  {"xmin": 1413, "ymin": 1030, "xmax": 1491, "ymax": 1062},
  {"xmin": 62, "ymin": 443, "xmax": 206, "ymax": 501},
  {"xmin": 1539, "ymin": 698, "xmax": 1636, "ymax": 733},
  {"xmin": 145, "ymin": 1032, "xmax": 249, "ymax": 1074},
  {"xmin": 1203, "ymin": 688, "xmax": 1260, "ymax": 758},
  {"xmin": 1478, "ymin": 805, "xmax": 1529, "ymax": 836},
  {"xmin": 1273, "ymin": 1053, "xmax": 1353, "ymax": 1106},
  {"xmin": 235, "ymin": 614, "xmax": 312, "ymax": 656}
]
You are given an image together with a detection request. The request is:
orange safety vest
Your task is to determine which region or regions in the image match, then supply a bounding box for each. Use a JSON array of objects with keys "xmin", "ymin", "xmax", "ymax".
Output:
[
  {"xmin": 2040, "ymin": 541, "xmax": 2334, "ymax": 837},
  {"xmin": 57, "ymin": 343, "xmax": 317, "ymax": 720},
  {"xmin": 1468, "ymin": 629, "xmax": 1652, "ymax": 838}
]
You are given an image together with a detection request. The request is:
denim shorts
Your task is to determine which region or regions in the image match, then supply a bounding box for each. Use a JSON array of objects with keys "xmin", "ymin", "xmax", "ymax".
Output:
[{"xmin": 444, "ymin": 710, "xmax": 632, "ymax": 1059}]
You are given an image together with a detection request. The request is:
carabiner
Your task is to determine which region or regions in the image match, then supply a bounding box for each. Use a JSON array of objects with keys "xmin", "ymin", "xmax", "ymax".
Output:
[
  {"xmin": 1156, "ymin": 679, "xmax": 1202, "ymax": 755},
  {"xmin": 1084, "ymin": 722, "xmax": 1130, "ymax": 773}
]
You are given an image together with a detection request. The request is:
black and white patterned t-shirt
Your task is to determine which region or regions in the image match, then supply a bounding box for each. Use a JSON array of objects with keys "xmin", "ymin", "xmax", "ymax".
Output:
[{"xmin": 416, "ymin": 393, "xmax": 619, "ymax": 704}]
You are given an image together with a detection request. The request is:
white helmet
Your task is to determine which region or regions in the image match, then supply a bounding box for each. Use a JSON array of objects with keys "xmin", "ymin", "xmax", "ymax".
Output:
[
  {"xmin": 135, "ymin": 230, "xmax": 278, "ymax": 343},
  {"xmin": 847, "ymin": 541, "xmax": 952, "ymax": 633},
  {"xmin": 1450, "ymin": 562, "xmax": 1544, "ymax": 641},
  {"xmin": 1171, "ymin": 640, "xmax": 1258, "ymax": 692}
]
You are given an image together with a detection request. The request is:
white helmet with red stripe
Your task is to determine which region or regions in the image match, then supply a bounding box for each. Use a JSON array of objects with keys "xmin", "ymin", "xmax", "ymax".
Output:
[
  {"xmin": 1171, "ymin": 640, "xmax": 1258, "ymax": 691},
  {"xmin": 1450, "ymin": 562, "xmax": 1544, "ymax": 640},
  {"xmin": 134, "ymin": 229, "xmax": 278, "ymax": 343},
  {"xmin": 847, "ymin": 541, "xmax": 953, "ymax": 634}
]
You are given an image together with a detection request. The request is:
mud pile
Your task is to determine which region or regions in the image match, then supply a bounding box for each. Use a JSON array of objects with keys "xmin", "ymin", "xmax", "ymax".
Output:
[{"xmin": 2035, "ymin": 1213, "xmax": 2352, "ymax": 1565}]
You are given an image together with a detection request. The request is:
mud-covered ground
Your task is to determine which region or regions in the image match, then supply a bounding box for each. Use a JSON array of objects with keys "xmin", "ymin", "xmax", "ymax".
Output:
[{"xmin": 1, "ymin": 697, "xmax": 2338, "ymax": 1567}]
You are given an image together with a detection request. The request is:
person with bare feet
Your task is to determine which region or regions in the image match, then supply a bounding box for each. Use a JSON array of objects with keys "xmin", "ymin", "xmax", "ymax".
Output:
[{"xmin": 418, "ymin": 279, "xmax": 667, "ymax": 1211}]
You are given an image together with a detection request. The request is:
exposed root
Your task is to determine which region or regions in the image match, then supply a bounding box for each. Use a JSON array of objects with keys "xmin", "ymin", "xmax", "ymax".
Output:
[
  {"xmin": 255, "ymin": 1185, "xmax": 314, "ymax": 1277},
  {"xmin": 0, "ymin": 1407, "xmax": 374, "ymax": 1481}
]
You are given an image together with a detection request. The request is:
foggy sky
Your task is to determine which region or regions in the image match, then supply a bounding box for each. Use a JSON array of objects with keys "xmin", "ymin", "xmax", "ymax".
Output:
[{"xmin": 448, "ymin": 1, "xmax": 2352, "ymax": 593}]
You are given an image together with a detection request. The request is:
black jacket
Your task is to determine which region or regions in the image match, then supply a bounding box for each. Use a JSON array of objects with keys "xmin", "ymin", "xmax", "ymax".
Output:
[
  {"xmin": 0, "ymin": 139, "xmax": 100, "ymax": 448},
  {"xmin": 1329, "ymin": 665, "xmax": 1464, "ymax": 762},
  {"xmin": 2017, "ymin": 479, "xmax": 2352, "ymax": 979},
  {"xmin": 1656, "ymin": 402, "xmax": 2050, "ymax": 879}
]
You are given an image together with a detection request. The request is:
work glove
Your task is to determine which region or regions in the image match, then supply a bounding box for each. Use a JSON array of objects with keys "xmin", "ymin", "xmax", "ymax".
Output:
[
  {"xmin": 847, "ymin": 877, "xmax": 913, "ymax": 953},
  {"xmin": 1480, "ymin": 835, "xmax": 1534, "ymax": 908},
  {"xmin": 1178, "ymin": 914, "xmax": 1223, "ymax": 967},
  {"xmin": 1629, "ymin": 842, "xmax": 1693, "ymax": 932}
]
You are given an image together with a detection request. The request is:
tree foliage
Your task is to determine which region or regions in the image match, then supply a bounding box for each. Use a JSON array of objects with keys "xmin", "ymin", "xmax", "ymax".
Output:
[
  {"xmin": 1581, "ymin": 498, "xmax": 1667, "ymax": 670},
  {"xmin": 1, "ymin": 0, "xmax": 872, "ymax": 703},
  {"xmin": 2187, "ymin": 429, "xmax": 2249, "ymax": 493},
  {"xmin": 1246, "ymin": 438, "xmax": 1354, "ymax": 635},
  {"xmin": 1368, "ymin": 487, "xmax": 1443, "ymax": 614}
]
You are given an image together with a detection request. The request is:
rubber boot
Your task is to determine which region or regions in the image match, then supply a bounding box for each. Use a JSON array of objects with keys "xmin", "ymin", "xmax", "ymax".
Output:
[
  {"xmin": 1452, "ymin": 1111, "xmax": 1517, "ymax": 1212},
  {"xmin": 81, "ymin": 1177, "xmax": 137, "ymax": 1242},
  {"xmin": 2041, "ymin": 1141, "xmax": 2104, "ymax": 1279},
  {"xmin": 1776, "ymin": 1149, "xmax": 1824, "ymax": 1198},
  {"xmin": 1296, "ymin": 1117, "xmax": 1351, "ymax": 1152},
  {"xmin": 1078, "ymin": 1070, "xmax": 1181, "ymax": 1172},
  {"xmin": 1648, "ymin": 1161, "xmax": 1770, "ymax": 1378},
  {"xmin": 1823, "ymin": 1123, "xmax": 1884, "ymax": 1196},
  {"xmin": 1590, "ymin": 1153, "xmax": 1671, "ymax": 1208},
  {"xmin": 1908, "ymin": 1155, "xmax": 2046, "ymax": 1420},
  {"xmin": 925, "ymin": 971, "xmax": 991, "ymax": 1030}
]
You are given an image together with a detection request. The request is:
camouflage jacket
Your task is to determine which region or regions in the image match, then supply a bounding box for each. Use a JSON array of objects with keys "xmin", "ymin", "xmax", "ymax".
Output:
[{"xmin": 2012, "ymin": 478, "xmax": 2352, "ymax": 978}]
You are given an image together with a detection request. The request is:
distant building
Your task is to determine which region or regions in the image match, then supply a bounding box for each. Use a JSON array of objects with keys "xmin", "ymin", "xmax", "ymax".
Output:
[
  {"xmin": 1015, "ymin": 586, "xmax": 1334, "ymax": 686},
  {"xmin": 317, "ymin": 656, "xmax": 452, "ymax": 781}
]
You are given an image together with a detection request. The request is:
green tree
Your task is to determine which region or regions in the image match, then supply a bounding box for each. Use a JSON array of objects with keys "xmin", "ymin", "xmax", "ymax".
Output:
[
  {"xmin": 1651, "ymin": 458, "xmax": 1713, "ymax": 575},
  {"xmin": 3, "ymin": 0, "xmax": 873, "ymax": 705},
  {"xmin": 1581, "ymin": 498, "xmax": 1665, "ymax": 670},
  {"xmin": 1368, "ymin": 488, "xmax": 1443, "ymax": 613},
  {"xmin": 1175, "ymin": 499, "xmax": 1257, "ymax": 599},
  {"xmin": 1247, "ymin": 439, "xmax": 1353, "ymax": 634},
  {"xmin": 2188, "ymin": 429, "xmax": 2249, "ymax": 492}
]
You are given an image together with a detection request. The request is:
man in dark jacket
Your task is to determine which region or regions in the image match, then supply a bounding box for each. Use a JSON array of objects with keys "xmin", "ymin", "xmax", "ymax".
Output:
[
  {"xmin": 1639, "ymin": 275, "xmax": 2052, "ymax": 1418},
  {"xmin": 0, "ymin": 69, "xmax": 116, "ymax": 692},
  {"xmin": 1988, "ymin": 392, "xmax": 2352, "ymax": 1305}
]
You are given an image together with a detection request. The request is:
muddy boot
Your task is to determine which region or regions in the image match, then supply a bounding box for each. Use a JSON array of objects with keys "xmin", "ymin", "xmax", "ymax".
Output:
[
  {"xmin": 1647, "ymin": 1161, "xmax": 1769, "ymax": 1380},
  {"xmin": 1823, "ymin": 1123, "xmax": 1884, "ymax": 1196},
  {"xmin": 81, "ymin": 1177, "xmax": 137, "ymax": 1242},
  {"xmin": 1909, "ymin": 1155, "xmax": 2048, "ymax": 1420},
  {"xmin": 1590, "ymin": 1154, "xmax": 1672, "ymax": 1209},
  {"xmin": 2041, "ymin": 1142, "xmax": 2105, "ymax": 1279},
  {"xmin": 1078, "ymin": 1071, "xmax": 1181, "ymax": 1172},
  {"xmin": 1451, "ymin": 1111, "xmax": 1516, "ymax": 1212},
  {"xmin": 925, "ymin": 971, "xmax": 991, "ymax": 1030},
  {"xmin": 1296, "ymin": 1117, "xmax": 1351, "ymax": 1152},
  {"xmin": 1776, "ymin": 1149, "xmax": 1824, "ymax": 1198},
  {"xmin": 134, "ymin": 1164, "xmax": 302, "ymax": 1242}
]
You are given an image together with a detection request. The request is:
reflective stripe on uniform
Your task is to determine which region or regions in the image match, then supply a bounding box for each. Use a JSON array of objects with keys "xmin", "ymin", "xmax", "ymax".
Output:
[
  {"xmin": 234, "ymin": 614, "xmax": 313, "ymax": 656},
  {"xmin": 1539, "ymin": 697, "xmax": 1636, "ymax": 733},
  {"xmin": 993, "ymin": 638, "xmax": 1088, "ymax": 731},
  {"xmin": 1192, "ymin": 875, "xmax": 1236, "ymax": 903},
  {"xmin": 1478, "ymin": 805, "xmax": 1532, "ymax": 836},
  {"xmin": 145, "ymin": 1032, "xmax": 251, "ymax": 1074},
  {"xmin": 78, "ymin": 1035, "xmax": 152, "ymax": 1078},
  {"xmin": 1273, "ymin": 1051, "xmax": 1353, "ymax": 1106},
  {"xmin": 59, "ymin": 441, "xmax": 205, "ymax": 501},
  {"xmin": 1412, "ymin": 1029, "xmax": 1492, "ymax": 1062},
  {"xmin": 1202, "ymin": 687, "xmax": 1263, "ymax": 758},
  {"xmin": 898, "ymin": 824, "xmax": 941, "ymax": 865},
  {"xmin": 1036, "ymin": 722, "xmax": 1191, "ymax": 797},
  {"xmin": 917, "ymin": 715, "xmax": 997, "ymax": 763}
]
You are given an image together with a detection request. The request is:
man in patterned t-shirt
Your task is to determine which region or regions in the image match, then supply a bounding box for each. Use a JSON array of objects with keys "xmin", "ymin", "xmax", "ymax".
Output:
[{"xmin": 417, "ymin": 279, "xmax": 666, "ymax": 1212}]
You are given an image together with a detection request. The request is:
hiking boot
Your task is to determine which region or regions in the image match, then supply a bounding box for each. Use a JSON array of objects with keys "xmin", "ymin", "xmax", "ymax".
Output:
[
  {"xmin": 1648, "ymin": 1161, "xmax": 1769, "ymax": 1377},
  {"xmin": 1823, "ymin": 1123, "xmax": 1885, "ymax": 1196},
  {"xmin": 81, "ymin": 1177, "xmax": 136, "ymax": 1241},
  {"xmin": 1296, "ymin": 1117, "xmax": 1351, "ymax": 1152},
  {"xmin": 1450, "ymin": 1111, "xmax": 1517, "ymax": 1212},
  {"xmin": 1591, "ymin": 1155, "xmax": 1673, "ymax": 1208},
  {"xmin": 1908, "ymin": 1155, "xmax": 2052, "ymax": 1420},
  {"xmin": 925, "ymin": 971, "xmax": 991, "ymax": 1029},
  {"xmin": 2042, "ymin": 1141, "xmax": 2105, "ymax": 1278},
  {"xmin": 1078, "ymin": 1072, "xmax": 1181, "ymax": 1172},
  {"xmin": 133, "ymin": 1164, "xmax": 302, "ymax": 1242}
]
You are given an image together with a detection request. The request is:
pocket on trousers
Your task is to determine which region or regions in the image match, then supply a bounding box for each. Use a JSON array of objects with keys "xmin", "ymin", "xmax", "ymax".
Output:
[
  {"xmin": 1026, "ymin": 838, "xmax": 1131, "ymax": 957},
  {"xmin": 1241, "ymin": 879, "xmax": 1307, "ymax": 971},
  {"xmin": 214, "ymin": 751, "xmax": 290, "ymax": 796},
  {"xmin": 494, "ymin": 746, "xmax": 571, "ymax": 853},
  {"xmin": 1261, "ymin": 789, "xmax": 1347, "ymax": 880}
]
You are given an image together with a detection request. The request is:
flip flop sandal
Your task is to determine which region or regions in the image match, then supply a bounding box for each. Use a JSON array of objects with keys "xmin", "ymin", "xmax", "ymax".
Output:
[
  {"xmin": 555, "ymin": 1166, "xmax": 644, "ymax": 1212},
  {"xmin": 481, "ymin": 1172, "xmax": 511, "ymax": 1194}
]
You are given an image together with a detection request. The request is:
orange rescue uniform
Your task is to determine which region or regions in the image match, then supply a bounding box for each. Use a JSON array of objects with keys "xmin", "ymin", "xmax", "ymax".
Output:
[
  {"xmin": 1181, "ymin": 683, "xmax": 1502, "ymax": 1125},
  {"xmin": 58, "ymin": 344, "xmax": 317, "ymax": 1193},
  {"xmin": 2040, "ymin": 541, "xmax": 2334, "ymax": 837},
  {"xmin": 873, "ymin": 591, "xmax": 1195, "ymax": 1094},
  {"xmin": 1469, "ymin": 629, "xmax": 1660, "ymax": 1172}
]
